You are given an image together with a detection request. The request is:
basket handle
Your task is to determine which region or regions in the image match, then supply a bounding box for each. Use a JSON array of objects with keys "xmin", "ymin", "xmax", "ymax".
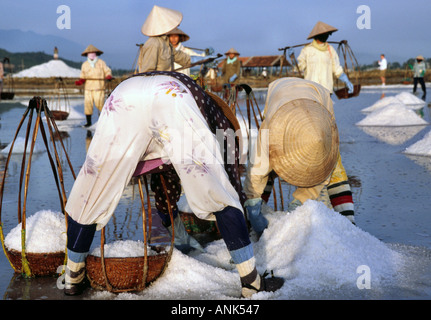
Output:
[{"xmin": 98, "ymin": 173, "xmax": 176, "ymax": 293}]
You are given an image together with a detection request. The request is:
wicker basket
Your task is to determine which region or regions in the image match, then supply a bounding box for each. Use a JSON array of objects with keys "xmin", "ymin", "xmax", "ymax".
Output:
[
  {"xmin": 85, "ymin": 171, "xmax": 176, "ymax": 293},
  {"xmin": 334, "ymin": 84, "xmax": 361, "ymax": 99},
  {"xmin": 6, "ymin": 248, "xmax": 65, "ymax": 276},
  {"xmin": 86, "ymin": 246, "xmax": 170, "ymax": 292},
  {"xmin": 51, "ymin": 110, "xmax": 69, "ymax": 121},
  {"xmin": 0, "ymin": 92, "xmax": 15, "ymax": 100},
  {"xmin": 0, "ymin": 97, "xmax": 74, "ymax": 278}
]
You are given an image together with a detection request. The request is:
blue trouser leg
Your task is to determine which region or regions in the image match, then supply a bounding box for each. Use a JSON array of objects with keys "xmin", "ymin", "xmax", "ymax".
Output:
[
  {"xmin": 214, "ymin": 206, "xmax": 253, "ymax": 265},
  {"xmin": 66, "ymin": 215, "xmax": 97, "ymax": 263}
]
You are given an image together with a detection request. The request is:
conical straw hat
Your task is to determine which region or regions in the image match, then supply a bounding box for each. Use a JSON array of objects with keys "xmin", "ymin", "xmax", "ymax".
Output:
[
  {"xmin": 225, "ymin": 48, "xmax": 240, "ymax": 56},
  {"xmin": 268, "ymin": 99, "xmax": 339, "ymax": 187},
  {"xmin": 81, "ymin": 44, "xmax": 103, "ymax": 57},
  {"xmin": 141, "ymin": 5, "xmax": 183, "ymax": 37},
  {"xmin": 307, "ymin": 21, "xmax": 338, "ymax": 40},
  {"xmin": 166, "ymin": 27, "xmax": 190, "ymax": 42}
]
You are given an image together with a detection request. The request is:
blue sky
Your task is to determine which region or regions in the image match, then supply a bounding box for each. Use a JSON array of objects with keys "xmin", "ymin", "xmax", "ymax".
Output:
[{"xmin": 1, "ymin": 0, "xmax": 430, "ymax": 69}]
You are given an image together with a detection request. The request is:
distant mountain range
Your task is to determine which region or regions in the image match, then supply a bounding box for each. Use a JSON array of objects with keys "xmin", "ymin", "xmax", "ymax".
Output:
[
  {"xmin": 0, "ymin": 29, "xmax": 83, "ymax": 64},
  {"xmin": 0, "ymin": 47, "xmax": 82, "ymax": 72},
  {"xmin": 0, "ymin": 29, "xmax": 130, "ymax": 73}
]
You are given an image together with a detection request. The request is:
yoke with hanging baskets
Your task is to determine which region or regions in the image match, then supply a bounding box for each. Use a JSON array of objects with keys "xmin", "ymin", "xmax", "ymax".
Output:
[
  {"xmin": 0, "ymin": 97, "xmax": 75, "ymax": 277},
  {"xmin": 279, "ymin": 40, "xmax": 361, "ymax": 99}
]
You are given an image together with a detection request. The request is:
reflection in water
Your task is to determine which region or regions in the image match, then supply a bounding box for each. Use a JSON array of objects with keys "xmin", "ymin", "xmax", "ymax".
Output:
[
  {"xmin": 405, "ymin": 154, "xmax": 431, "ymax": 174},
  {"xmin": 358, "ymin": 125, "xmax": 428, "ymax": 145},
  {"xmin": 85, "ymin": 130, "xmax": 93, "ymax": 152},
  {"xmin": 3, "ymin": 273, "xmax": 93, "ymax": 300}
]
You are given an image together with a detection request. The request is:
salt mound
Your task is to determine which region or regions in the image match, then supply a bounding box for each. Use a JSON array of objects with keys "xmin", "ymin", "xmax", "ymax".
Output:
[
  {"xmin": 396, "ymin": 92, "xmax": 426, "ymax": 105},
  {"xmin": 4, "ymin": 210, "xmax": 66, "ymax": 253},
  {"xmin": 105, "ymin": 200, "xmax": 405, "ymax": 300},
  {"xmin": 0, "ymin": 137, "xmax": 44, "ymax": 154},
  {"xmin": 14, "ymin": 60, "xmax": 81, "ymax": 78},
  {"xmin": 356, "ymin": 103, "xmax": 428, "ymax": 126},
  {"xmin": 362, "ymin": 96, "xmax": 402, "ymax": 113},
  {"xmin": 90, "ymin": 240, "xmax": 163, "ymax": 258},
  {"xmin": 255, "ymin": 202, "xmax": 403, "ymax": 292},
  {"xmin": 404, "ymin": 130, "xmax": 431, "ymax": 156},
  {"xmin": 362, "ymin": 92, "xmax": 425, "ymax": 113}
]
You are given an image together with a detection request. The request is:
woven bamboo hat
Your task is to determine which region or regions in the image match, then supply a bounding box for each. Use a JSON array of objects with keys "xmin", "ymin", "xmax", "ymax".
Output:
[
  {"xmin": 268, "ymin": 99, "xmax": 339, "ymax": 187},
  {"xmin": 166, "ymin": 27, "xmax": 190, "ymax": 42},
  {"xmin": 225, "ymin": 48, "xmax": 240, "ymax": 56},
  {"xmin": 307, "ymin": 21, "xmax": 338, "ymax": 40},
  {"xmin": 141, "ymin": 5, "xmax": 183, "ymax": 37},
  {"xmin": 416, "ymin": 55, "xmax": 424, "ymax": 60},
  {"xmin": 81, "ymin": 44, "xmax": 103, "ymax": 57}
]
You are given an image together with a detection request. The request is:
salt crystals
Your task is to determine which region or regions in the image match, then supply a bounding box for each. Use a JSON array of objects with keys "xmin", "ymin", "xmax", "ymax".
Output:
[
  {"xmin": 90, "ymin": 240, "xmax": 165, "ymax": 258},
  {"xmin": 14, "ymin": 60, "xmax": 81, "ymax": 78},
  {"xmin": 4, "ymin": 210, "xmax": 66, "ymax": 253},
  {"xmin": 362, "ymin": 92, "xmax": 425, "ymax": 113},
  {"xmin": 357, "ymin": 91, "xmax": 428, "ymax": 126},
  {"xmin": 356, "ymin": 102, "xmax": 428, "ymax": 126},
  {"xmin": 404, "ymin": 130, "xmax": 431, "ymax": 156}
]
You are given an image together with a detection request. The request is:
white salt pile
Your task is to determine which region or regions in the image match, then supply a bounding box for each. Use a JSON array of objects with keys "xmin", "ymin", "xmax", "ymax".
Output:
[
  {"xmin": 4, "ymin": 210, "xmax": 66, "ymax": 253},
  {"xmin": 0, "ymin": 137, "xmax": 44, "ymax": 154},
  {"xmin": 396, "ymin": 91, "xmax": 426, "ymax": 106},
  {"xmin": 362, "ymin": 92, "xmax": 425, "ymax": 113},
  {"xmin": 93, "ymin": 201, "xmax": 405, "ymax": 300},
  {"xmin": 404, "ymin": 130, "xmax": 431, "ymax": 156},
  {"xmin": 356, "ymin": 103, "xmax": 428, "ymax": 126},
  {"xmin": 362, "ymin": 96, "xmax": 403, "ymax": 113},
  {"xmin": 90, "ymin": 240, "xmax": 163, "ymax": 258},
  {"xmin": 254, "ymin": 202, "xmax": 403, "ymax": 293},
  {"xmin": 14, "ymin": 60, "xmax": 81, "ymax": 78}
]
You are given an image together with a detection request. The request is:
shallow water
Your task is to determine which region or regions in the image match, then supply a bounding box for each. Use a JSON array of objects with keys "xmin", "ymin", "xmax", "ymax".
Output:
[{"xmin": 0, "ymin": 84, "xmax": 431, "ymax": 300}]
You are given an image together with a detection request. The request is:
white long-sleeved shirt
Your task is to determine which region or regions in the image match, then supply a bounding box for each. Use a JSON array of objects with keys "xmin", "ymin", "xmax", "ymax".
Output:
[
  {"xmin": 378, "ymin": 58, "xmax": 387, "ymax": 71},
  {"xmin": 297, "ymin": 40, "xmax": 344, "ymax": 93}
]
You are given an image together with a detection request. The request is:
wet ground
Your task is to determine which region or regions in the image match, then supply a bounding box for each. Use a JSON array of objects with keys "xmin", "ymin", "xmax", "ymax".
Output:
[{"xmin": 0, "ymin": 84, "xmax": 431, "ymax": 300}]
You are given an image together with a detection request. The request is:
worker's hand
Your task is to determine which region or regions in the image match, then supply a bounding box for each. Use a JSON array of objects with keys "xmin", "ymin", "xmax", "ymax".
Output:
[
  {"xmin": 339, "ymin": 73, "xmax": 354, "ymax": 94},
  {"xmin": 75, "ymin": 79, "xmax": 85, "ymax": 86},
  {"xmin": 244, "ymin": 198, "xmax": 268, "ymax": 237}
]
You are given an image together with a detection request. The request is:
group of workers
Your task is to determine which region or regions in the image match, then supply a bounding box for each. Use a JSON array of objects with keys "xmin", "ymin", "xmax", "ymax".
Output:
[{"xmin": 66, "ymin": 5, "xmax": 359, "ymax": 299}]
